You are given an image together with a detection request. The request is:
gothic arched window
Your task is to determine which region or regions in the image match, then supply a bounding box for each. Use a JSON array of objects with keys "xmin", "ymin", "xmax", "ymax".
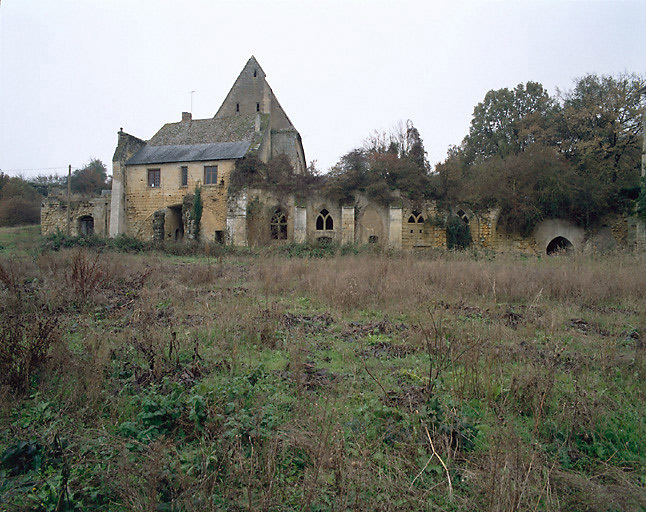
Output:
[
  {"xmin": 407, "ymin": 210, "xmax": 424, "ymax": 234},
  {"xmin": 316, "ymin": 209, "xmax": 333, "ymax": 231},
  {"xmin": 270, "ymin": 209, "xmax": 287, "ymax": 240},
  {"xmin": 407, "ymin": 210, "xmax": 424, "ymax": 224}
]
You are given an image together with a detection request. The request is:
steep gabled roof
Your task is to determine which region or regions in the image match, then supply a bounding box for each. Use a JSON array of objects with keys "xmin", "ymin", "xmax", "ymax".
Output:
[{"xmin": 214, "ymin": 56, "xmax": 296, "ymax": 131}]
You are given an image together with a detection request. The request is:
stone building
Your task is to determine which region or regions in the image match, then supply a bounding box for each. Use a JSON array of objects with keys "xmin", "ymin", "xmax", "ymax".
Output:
[
  {"xmin": 41, "ymin": 56, "xmax": 642, "ymax": 254},
  {"xmin": 108, "ymin": 56, "xmax": 306, "ymax": 243}
]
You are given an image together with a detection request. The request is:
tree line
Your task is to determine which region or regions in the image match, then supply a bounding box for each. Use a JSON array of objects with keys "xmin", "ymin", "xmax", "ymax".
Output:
[
  {"xmin": 0, "ymin": 159, "xmax": 108, "ymax": 226},
  {"xmin": 323, "ymin": 72, "xmax": 645, "ymax": 235}
]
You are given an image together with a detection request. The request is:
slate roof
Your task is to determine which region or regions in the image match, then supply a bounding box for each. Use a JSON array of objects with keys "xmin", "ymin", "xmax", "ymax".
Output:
[
  {"xmin": 126, "ymin": 141, "xmax": 252, "ymax": 165},
  {"xmin": 125, "ymin": 113, "xmax": 268, "ymax": 165}
]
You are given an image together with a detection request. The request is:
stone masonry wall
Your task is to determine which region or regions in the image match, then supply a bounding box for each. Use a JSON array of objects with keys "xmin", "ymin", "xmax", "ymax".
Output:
[
  {"xmin": 41, "ymin": 196, "xmax": 111, "ymax": 237},
  {"xmin": 124, "ymin": 159, "xmax": 235, "ymax": 242}
]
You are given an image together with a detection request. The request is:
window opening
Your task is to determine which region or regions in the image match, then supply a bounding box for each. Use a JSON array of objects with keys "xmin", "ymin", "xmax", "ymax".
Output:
[
  {"xmin": 236, "ymin": 103, "xmax": 240, "ymax": 112},
  {"xmin": 408, "ymin": 210, "xmax": 424, "ymax": 224},
  {"xmin": 214, "ymin": 231, "xmax": 225, "ymax": 244},
  {"xmin": 148, "ymin": 169, "xmax": 160, "ymax": 187},
  {"xmin": 270, "ymin": 209, "xmax": 288, "ymax": 240},
  {"xmin": 253, "ymin": 69, "xmax": 257, "ymax": 77},
  {"xmin": 256, "ymin": 102, "xmax": 260, "ymax": 112},
  {"xmin": 457, "ymin": 209, "xmax": 469, "ymax": 224},
  {"xmin": 181, "ymin": 166, "xmax": 188, "ymax": 187},
  {"xmin": 204, "ymin": 165, "xmax": 218, "ymax": 185},
  {"xmin": 368, "ymin": 235, "xmax": 378, "ymax": 244},
  {"xmin": 316, "ymin": 209, "xmax": 333, "ymax": 230}
]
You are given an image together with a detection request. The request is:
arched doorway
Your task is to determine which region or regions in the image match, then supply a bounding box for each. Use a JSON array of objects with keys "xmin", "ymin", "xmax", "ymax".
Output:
[
  {"xmin": 79, "ymin": 215, "xmax": 94, "ymax": 236},
  {"xmin": 546, "ymin": 236, "xmax": 573, "ymax": 255}
]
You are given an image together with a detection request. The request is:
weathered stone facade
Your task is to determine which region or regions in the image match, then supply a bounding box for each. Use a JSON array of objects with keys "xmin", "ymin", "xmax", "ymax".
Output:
[
  {"xmin": 41, "ymin": 55, "xmax": 645, "ymax": 255},
  {"xmin": 103, "ymin": 56, "xmax": 307, "ymax": 244},
  {"xmin": 41, "ymin": 193, "xmax": 111, "ymax": 237}
]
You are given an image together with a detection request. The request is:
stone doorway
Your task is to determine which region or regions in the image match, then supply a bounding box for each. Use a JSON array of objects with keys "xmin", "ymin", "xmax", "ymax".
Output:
[
  {"xmin": 79, "ymin": 215, "xmax": 94, "ymax": 236},
  {"xmin": 165, "ymin": 206, "xmax": 184, "ymax": 242}
]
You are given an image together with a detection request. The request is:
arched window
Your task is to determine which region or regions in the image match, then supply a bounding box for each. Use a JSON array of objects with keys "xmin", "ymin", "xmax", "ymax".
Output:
[
  {"xmin": 316, "ymin": 209, "xmax": 333, "ymax": 231},
  {"xmin": 407, "ymin": 210, "xmax": 424, "ymax": 223},
  {"xmin": 407, "ymin": 210, "xmax": 424, "ymax": 234},
  {"xmin": 457, "ymin": 209, "xmax": 469, "ymax": 224},
  {"xmin": 270, "ymin": 209, "xmax": 287, "ymax": 240}
]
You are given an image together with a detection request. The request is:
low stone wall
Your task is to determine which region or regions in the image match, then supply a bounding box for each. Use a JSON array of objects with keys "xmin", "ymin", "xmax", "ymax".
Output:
[{"xmin": 41, "ymin": 196, "xmax": 111, "ymax": 237}]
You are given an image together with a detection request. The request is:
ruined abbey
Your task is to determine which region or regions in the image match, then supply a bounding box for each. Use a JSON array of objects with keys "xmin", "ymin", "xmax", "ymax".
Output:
[{"xmin": 41, "ymin": 57, "xmax": 646, "ymax": 254}]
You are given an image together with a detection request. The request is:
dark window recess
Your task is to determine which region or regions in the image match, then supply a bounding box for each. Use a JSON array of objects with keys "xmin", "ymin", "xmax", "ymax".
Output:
[
  {"xmin": 256, "ymin": 103, "xmax": 260, "ymax": 112},
  {"xmin": 148, "ymin": 169, "xmax": 160, "ymax": 187},
  {"xmin": 368, "ymin": 235, "xmax": 378, "ymax": 244},
  {"xmin": 408, "ymin": 210, "xmax": 424, "ymax": 224},
  {"xmin": 236, "ymin": 103, "xmax": 240, "ymax": 112},
  {"xmin": 316, "ymin": 209, "xmax": 333, "ymax": 230},
  {"xmin": 204, "ymin": 165, "xmax": 218, "ymax": 185},
  {"xmin": 181, "ymin": 166, "xmax": 188, "ymax": 186},
  {"xmin": 253, "ymin": 69, "xmax": 257, "ymax": 77},
  {"xmin": 214, "ymin": 231, "xmax": 225, "ymax": 244},
  {"xmin": 270, "ymin": 210, "xmax": 287, "ymax": 240}
]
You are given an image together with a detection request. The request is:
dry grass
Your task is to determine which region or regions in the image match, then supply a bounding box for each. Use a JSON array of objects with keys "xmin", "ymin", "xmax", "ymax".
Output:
[{"xmin": 1, "ymin": 240, "xmax": 644, "ymax": 511}]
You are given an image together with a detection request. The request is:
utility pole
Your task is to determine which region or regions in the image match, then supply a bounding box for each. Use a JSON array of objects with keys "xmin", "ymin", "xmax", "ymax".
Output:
[{"xmin": 67, "ymin": 164, "xmax": 71, "ymax": 236}]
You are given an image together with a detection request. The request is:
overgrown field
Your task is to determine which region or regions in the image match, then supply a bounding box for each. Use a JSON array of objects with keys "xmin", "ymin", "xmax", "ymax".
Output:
[{"xmin": 0, "ymin": 228, "xmax": 645, "ymax": 511}]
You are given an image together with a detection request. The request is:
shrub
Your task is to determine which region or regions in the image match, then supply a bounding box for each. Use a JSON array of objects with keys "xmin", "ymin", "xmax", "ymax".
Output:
[
  {"xmin": 0, "ymin": 260, "xmax": 60, "ymax": 394},
  {"xmin": 0, "ymin": 197, "xmax": 40, "ymax": 226},
  {"xmin": 446, "ymin": 216, "xmax": 472, "ymax": 250}
]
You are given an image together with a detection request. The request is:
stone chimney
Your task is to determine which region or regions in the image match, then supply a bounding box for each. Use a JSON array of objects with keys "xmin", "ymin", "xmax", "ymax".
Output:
[{"xmin": 182, "ymin": 112, "xmax": 192, "ymax": 122}]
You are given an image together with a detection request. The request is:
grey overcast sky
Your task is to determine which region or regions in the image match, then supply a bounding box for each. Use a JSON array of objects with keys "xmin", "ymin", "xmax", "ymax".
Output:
[{"xmin": 0, "ymin": 0, "xmax": 644, "ymax": 178}]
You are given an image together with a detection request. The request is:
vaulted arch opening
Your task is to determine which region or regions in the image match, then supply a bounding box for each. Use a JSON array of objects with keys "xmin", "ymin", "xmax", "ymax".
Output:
[{"xmin": 546, "ymin": 236, "xmax": 573, "ymax": 255}]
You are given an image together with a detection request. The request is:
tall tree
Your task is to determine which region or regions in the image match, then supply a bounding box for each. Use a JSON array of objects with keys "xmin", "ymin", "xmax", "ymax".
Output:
[
  {"xmin": 71, "ymin": 159, "xmax": 108, "ymax": 195},
  {"xmin": 557, "ymin": 73, "xmax": 644, "ymax": 193},
  {"xmin": 462, "ymin": 82, "xmax": 556, "ymax": 163}
]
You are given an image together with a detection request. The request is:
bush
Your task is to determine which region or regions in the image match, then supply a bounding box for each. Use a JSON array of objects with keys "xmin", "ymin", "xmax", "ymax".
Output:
[
  {"xmin": 446, "ymin": 216, "xmax": 472, "ymax": 250},
  {"xmin": 0, "ymin": 197, "xmax": 40, "ymax": 226},
  {"xmin": 637, "ymin": 177, "xmax": 646, "ymax": 221},
  {"xmin": 269, "ymin": 240, "xmax": 340, "ymax": 258},
  {"xmin": 0, "ymin": 260, "xmax": 61, "ymax": 394}
]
